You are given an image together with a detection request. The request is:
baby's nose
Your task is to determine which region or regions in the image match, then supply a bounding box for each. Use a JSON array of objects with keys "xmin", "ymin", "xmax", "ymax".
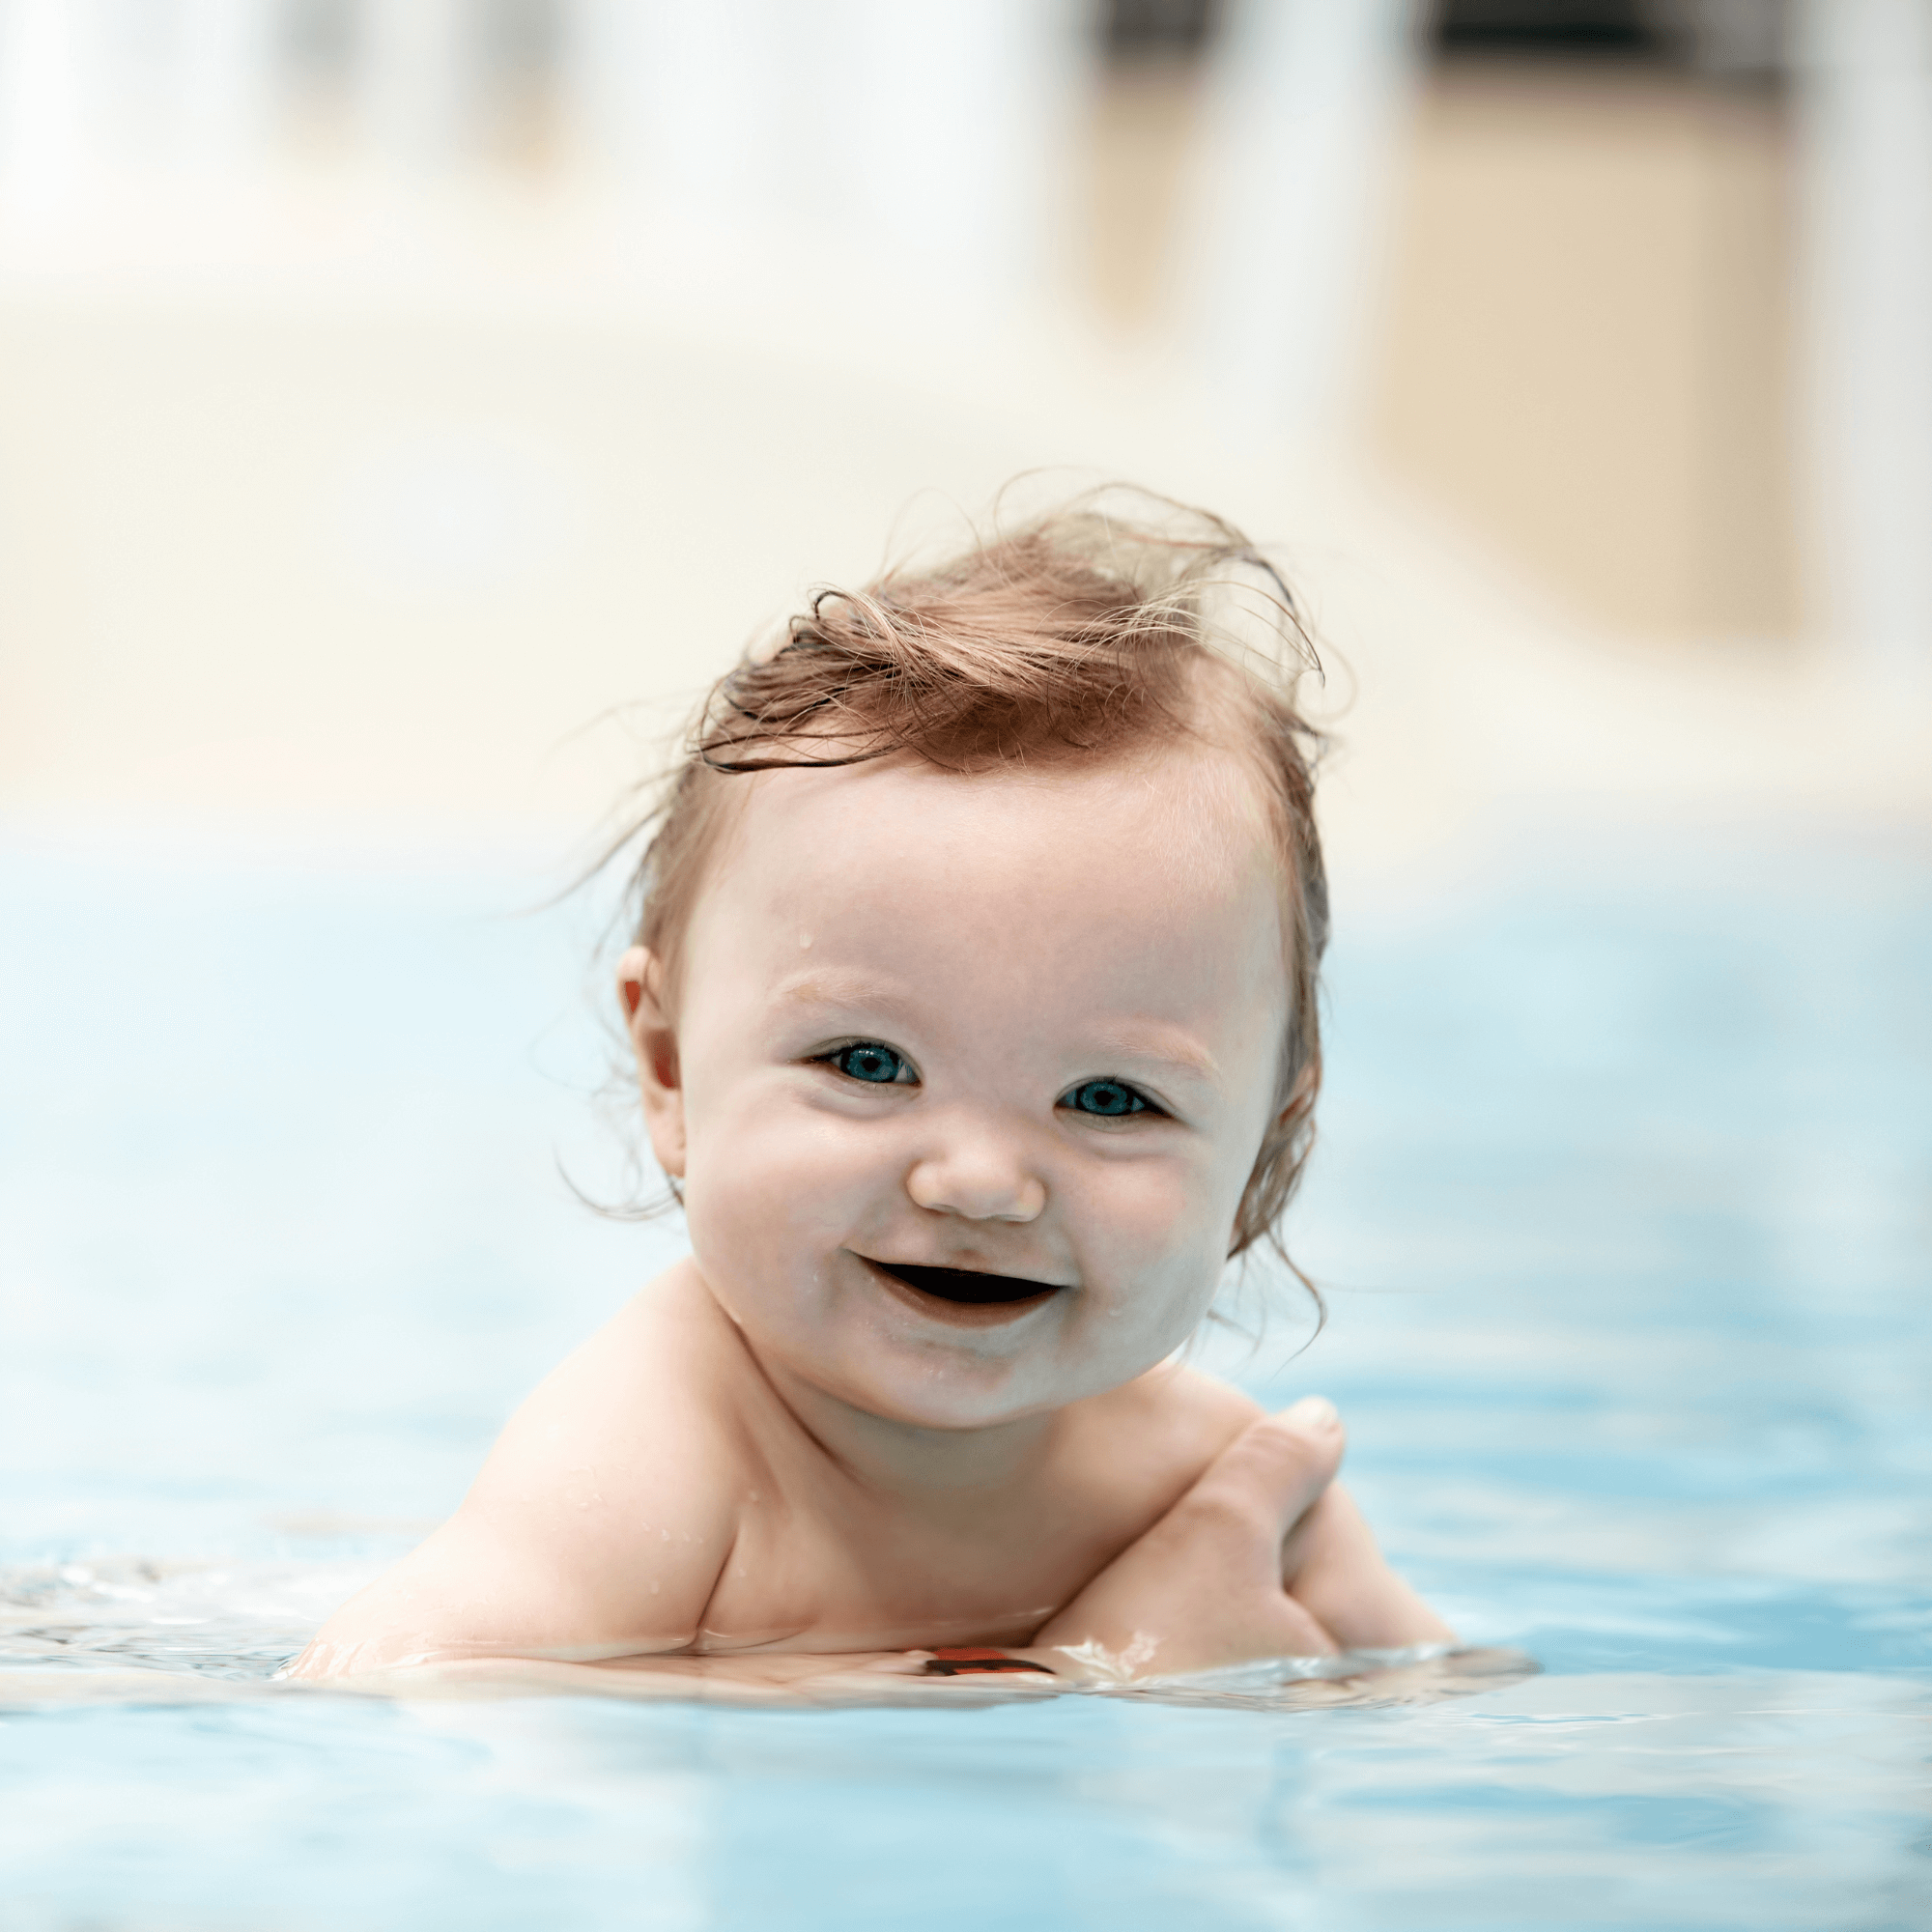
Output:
[{"xmin": 905, "ymin": 1128, "xmax": 1046, "ymax": 1224}]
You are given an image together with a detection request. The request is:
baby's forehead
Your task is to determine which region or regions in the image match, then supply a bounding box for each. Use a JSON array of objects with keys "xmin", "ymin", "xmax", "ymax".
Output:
[
  {"xmin": 720, "ymin": 743, "xmax": 1277, "ymax": 896},
  {"xmin": 670, "ymin": 743, "xmax": 1294, "ymax": 1049},
  {"xmin": 672, "ymin": 753, "xmax": 1287, "ymax": 1001}
]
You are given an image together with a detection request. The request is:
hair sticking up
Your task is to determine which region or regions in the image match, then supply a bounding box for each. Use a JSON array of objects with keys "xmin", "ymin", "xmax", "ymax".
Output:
[{"xmin": 605, "ymin": 486, "xmax": 1330, "ymax": 1315}]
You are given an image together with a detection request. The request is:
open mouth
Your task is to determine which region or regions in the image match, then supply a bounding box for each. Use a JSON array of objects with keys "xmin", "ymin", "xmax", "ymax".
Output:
[{"xmin": 860, "ymin": 1257, "xmax": 1067, "ymax": 1323}]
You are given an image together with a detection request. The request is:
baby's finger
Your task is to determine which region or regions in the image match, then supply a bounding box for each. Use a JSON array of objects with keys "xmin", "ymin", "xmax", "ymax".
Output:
[{"xmin": 1180, "ymin": 1397, "xmax": 1347, "ymax": 1548}]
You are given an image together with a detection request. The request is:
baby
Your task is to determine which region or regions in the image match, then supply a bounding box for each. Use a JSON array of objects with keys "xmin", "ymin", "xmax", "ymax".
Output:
[{"xmin": 293, "ymin": 495, "xmax": 1451, "ymax": 1697}]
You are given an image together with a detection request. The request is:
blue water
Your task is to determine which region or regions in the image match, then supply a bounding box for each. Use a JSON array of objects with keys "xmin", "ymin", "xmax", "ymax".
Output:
[{"xmin": 2, "ymin": 823, "xmax": 1927, "ymax": 1930}]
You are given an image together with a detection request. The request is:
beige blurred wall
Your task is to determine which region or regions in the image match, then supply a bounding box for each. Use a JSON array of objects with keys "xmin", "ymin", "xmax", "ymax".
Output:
[
  {"xmin": 1088, "ymin": 53, "xmax": 1804, "ymax": 644},
  {"xmin": 1370, "ymin": 62, "xmax": 1802, "ymax": 643}
]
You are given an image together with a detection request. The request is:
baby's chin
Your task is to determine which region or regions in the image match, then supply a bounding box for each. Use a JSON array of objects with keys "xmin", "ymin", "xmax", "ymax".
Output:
[
  {"xmin": 691, "ymin": 1243, "xmax": 1206, "ymax": 1428},
  {"xmin": 748, "ymin": 1305, "xmax": 1177, "ymax": 1433}
]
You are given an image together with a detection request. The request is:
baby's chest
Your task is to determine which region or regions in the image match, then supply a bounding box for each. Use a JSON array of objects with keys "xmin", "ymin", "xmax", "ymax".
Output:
[{"xmin": 688, "ymin": 1495, "xmax": 1116, "ymax": 1656}]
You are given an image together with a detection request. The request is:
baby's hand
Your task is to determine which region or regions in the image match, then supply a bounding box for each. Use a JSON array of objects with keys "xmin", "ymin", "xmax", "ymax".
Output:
[{"xmin": 1027, "ymin": 1397, "xmax": 1452, "ymax": 1682}]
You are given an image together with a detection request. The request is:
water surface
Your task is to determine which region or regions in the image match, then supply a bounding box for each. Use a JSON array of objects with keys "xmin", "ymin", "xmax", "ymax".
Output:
[{"xmin": 1, "ymin": 825, "xmax": 1925, "ymax": 1929}]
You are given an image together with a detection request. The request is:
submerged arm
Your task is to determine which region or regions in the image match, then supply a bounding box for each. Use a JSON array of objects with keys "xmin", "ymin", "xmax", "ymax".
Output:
[
  {"xmin": 283, "ymin": 1496, "xmax": 731, "ymax": 1681},
  {"xmin": 1018, "ymin": 1398, "xmax": 1453, "ymax": 1681},
  {"xmin": 288, "ymin": 1298, "xmax": 743, "ymax": 1682}
]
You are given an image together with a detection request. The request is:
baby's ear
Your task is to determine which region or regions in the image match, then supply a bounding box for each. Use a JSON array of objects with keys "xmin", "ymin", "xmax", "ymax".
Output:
[{"xmin": 618, "ymin": 946, "xmax": 686, "ymax": 1178}]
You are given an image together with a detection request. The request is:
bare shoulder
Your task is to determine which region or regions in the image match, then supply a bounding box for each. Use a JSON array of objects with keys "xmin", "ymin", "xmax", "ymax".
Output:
[
  {"xmin": 293, "ymin": 1261, "xmax": 758, "ymax": 1678},
  {"xmin": 474, "ymin": 1258, "xmax": 750, "ymax": 1518}
]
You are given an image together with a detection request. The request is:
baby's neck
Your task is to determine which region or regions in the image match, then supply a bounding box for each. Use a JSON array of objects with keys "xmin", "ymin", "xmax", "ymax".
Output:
[{"xmin": 753, "ymin": 1350, "xmax": 1064, "ymax": 1507}]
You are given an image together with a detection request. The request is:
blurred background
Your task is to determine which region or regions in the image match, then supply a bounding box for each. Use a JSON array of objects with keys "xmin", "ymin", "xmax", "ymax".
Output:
[{"xmin": 1, "ymin": 0, "xmax": 1928, "ymax": 866}]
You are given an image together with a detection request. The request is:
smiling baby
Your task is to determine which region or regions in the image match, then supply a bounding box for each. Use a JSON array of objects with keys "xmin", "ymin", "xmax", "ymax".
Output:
[{"xmin": 292, "ymin": 493, "xmax": 1451, "ymax": 1696}]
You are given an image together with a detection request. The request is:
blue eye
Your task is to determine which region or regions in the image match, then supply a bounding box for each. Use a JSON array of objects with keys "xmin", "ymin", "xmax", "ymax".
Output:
[
  {"xmin": 827, "ymin": 1042, "xmax": 913, "ymax": 1086},
  {"xmin": 1063, "ymin": 1078, "xmax": 1151, "ymax": 1118}
]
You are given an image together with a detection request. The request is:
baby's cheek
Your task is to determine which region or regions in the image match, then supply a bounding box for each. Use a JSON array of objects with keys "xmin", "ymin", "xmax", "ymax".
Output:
[
  {"xmin": 1084, "ymin": 1156, "xmax": 1223, "ymax": 1292},
  {"xmin": 685, "ymin": 1102, "xmax": 867, "ymax": 1268},
  {"xmin": 1123, "ymin": 1150, "xmax": 1214, "ymax": 1238}
]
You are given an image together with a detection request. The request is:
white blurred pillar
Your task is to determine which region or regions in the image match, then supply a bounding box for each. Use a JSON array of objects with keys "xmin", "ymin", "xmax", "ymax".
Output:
[
  {"xmin": 359, "ymin": 0, "xmax": 470, "ymax": 176},
  {"xmin": 826, "ymin": 0, "xmax": 1085, "ymax": 301},
  {"xmin": 562, "ymin": 0, "xmax": 788, "ymax": 218},
  {"xmin": 557, "ymin": 0, "xmax": 648, "ymax": 185},
  {"xmin": 561, "ymin": 0, "xmax": 1083, "ymax": 304},
  {"xmin": 1182, "ymin": 0, "xmax": 1424, "ymax": 451},
  {"xmin": 176, "ymin": 0, "xmax": 276, "ymax": 185},
  {"xmin": 1794, "ymin": 0, "xmax": 1932, "ymax": 689},
  {"xmin": 0, "ymin": 0, "xmax": 103, "ymax": 230}
]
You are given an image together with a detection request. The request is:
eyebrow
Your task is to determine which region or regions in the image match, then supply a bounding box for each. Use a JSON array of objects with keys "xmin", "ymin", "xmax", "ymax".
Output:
[
  {"xmin": 775, "ymin": 971, "xmax": 1222, "ymax": 1087},
  {"xmin": 1084, "ymin": 1023, "xmax": 1222, "ymax": 1087},
  {"xmin": 773, "ymin": 969, "xmax": 922, "ymax": 1019}
]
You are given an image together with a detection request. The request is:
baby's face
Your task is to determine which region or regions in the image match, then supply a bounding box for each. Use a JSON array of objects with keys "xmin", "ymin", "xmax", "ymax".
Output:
[{"xmin": 639, "ymin": 747, "xmax": 1291, "ymax": 1430}]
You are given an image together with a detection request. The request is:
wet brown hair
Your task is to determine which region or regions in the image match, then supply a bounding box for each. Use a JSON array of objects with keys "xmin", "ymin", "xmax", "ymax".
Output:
[{"xmin": 612, "ymin": 488, "xmax": 1328, "ymax": 1278}]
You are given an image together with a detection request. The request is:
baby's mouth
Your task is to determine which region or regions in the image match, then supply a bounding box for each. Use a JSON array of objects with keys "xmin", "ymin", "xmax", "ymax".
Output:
[{"xmin": 858, "ymin": 1257, "xmax": 1066, "ymax": 1325}]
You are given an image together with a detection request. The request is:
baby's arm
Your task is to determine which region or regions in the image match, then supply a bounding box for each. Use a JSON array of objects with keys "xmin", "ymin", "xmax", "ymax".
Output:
[
  {"xmin": 1023, "ymin": 1397, "xmax": 1452, "ymax": 1681},
  {"xmin": 288, "ymin": 1293, "xmax": 739, "ymax": 1681}
]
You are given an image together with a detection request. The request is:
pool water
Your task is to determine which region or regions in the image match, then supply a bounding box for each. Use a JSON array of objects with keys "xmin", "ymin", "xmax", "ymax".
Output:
[{"xmin": 1, "ymin": 823, "xmax": 1926, "ymax": 1929}]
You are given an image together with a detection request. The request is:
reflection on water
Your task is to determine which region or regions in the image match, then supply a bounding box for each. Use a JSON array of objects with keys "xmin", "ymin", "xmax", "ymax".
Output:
[
  {"xmin": 0, "ymin": 1556, "xmax": 1539, "ymax": 1715},
  {"xmin": 0, "ymin": 826, "xmax": 1925, "ymax": 1929},
  {"xmin": 0, "ymin": 1555, "xmax": 373, "ymax": 1684}
]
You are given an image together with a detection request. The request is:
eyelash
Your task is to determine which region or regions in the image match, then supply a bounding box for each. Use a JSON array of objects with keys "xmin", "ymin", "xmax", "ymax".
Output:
[
  {"xmin": 1060, "ymin": 1078, "xmax": 1156, "ymax": 1120},
  {"xmin": 818, "ymin": 1041, "xmax": 916, "ymax": 1087},
  {"xmin": 814, "ymin": 1043, "xmax": 1163, "ymax": 1119}
]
